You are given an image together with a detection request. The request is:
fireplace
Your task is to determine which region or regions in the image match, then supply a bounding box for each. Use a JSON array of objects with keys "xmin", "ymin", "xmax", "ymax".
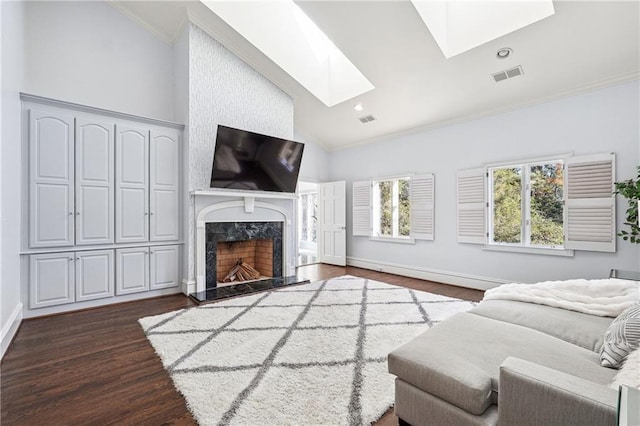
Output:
[
  {"xmin": 216, "ymin": 239, "xmax": 273, "ymax": 283},
  {"xmin": 190, "ymin": 192, "xmax": 310, "ymax": 304},
  {"xmin": 206, "ymin": 221, "xmax": 283, "ymax": 288}
]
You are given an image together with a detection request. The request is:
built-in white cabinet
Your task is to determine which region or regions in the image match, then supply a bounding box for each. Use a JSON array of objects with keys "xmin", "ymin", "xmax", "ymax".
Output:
[
  {"xmin": 29, "ymin": 252, "xmax": 76, "ymax": 308},
  {"xmin": 28, "ymin": 104, "xmax": 181, "ymax": 250},
  {"xmin": 23, "ymin": 94, "xmax": 183, "ymax": 313},
  {"xmin": 115, "ymin": 125, "xmax": 150, "ymax": 243},
  {"xmin": 150, "ymin": 245, "xmax": 181, "ymax": 290},
  {"xmin": 30, "ymin": 250, "xmax": 115, "ymax": 308},
  {"xmin": 115, "ymin": 126, "xmax": 180, "ymax": 243},
  {"xmin": 150, "ymin": 129, "xmax": 181, "ymax": 242},
  {"xmin": 28, "ymin": 110, "xmax": 75, "ymax": 248},
  {"xmin": 116, "ymin": 247, "xmax": 149, "ymax": 295},
  {"xmin": 75, "ymin": 250, "xmax": 114, "ymax": 302},
  {"xmin": 29, "ymin": 111, "xmax": 117, "ymax": 248},
  {"xmin": 76, "ymin": 118, "xmax": 115, "ymax": 245},
  {"xmin": 116, "ymin": 245, "xmax": 180, "ymax": 295}
]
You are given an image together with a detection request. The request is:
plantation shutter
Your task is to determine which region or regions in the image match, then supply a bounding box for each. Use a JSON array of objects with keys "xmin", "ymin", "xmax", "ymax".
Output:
[
  {"xmin": 564, "ymin": 153, "xmax": 616, "ymax": 252},
  {"xmin": 457, "ymin": 168, "xmax": 486, "ymax": 244},
  {"xmin": 352, "ymin": 180, "xmax": 371, "ymax": 236},
  {"xmin": 410, "ymin": 174, "xmax": 434, "ymax": 240}
]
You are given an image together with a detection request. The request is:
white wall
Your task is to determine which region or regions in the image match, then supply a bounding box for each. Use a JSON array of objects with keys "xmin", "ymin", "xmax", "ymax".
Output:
[
  {"xmin": 25, "ymin": 1, "xmax": 175, "ymax": 121},
  {"xmin": 295, "ymin": 131, "xmax": 330, "ymax": 183},
  {"xmin": 330, "ymin": 81, "xmax": 640, "ymax": 287},
  {"xmin": 1, "ymin": 0, "xmax": 26, "ymax": 358}
]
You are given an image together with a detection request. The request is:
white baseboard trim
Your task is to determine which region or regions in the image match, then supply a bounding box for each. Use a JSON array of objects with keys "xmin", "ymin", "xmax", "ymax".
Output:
[
  {"xmin": 346, "ymin": 257, "xmax": 511, "ymax": 291},
  {"xmin": 1, "ymin": 302, "xmax": 23, "ymax": 360},
  {"xmin": 182, "ymin": 279, "xmax": 196, "ymax": 295}
]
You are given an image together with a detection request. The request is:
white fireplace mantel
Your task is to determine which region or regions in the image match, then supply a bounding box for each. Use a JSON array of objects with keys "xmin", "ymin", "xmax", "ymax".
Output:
[
  {"xmin": 191, "ymin": 189, "xmax": 298, "ymax": 199},
  {"xmin": 191, "ymin": 189, "xmax": 298, "ymax": 293},
  {"xmin": 191, "ymin": 189, "xmax": 298, "ymax": 213}
]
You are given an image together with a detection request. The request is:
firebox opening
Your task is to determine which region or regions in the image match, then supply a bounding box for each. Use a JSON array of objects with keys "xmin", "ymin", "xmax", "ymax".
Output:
[{"xmin": 216, "ymin": 239, "xmax": 274, "ymax": 284}]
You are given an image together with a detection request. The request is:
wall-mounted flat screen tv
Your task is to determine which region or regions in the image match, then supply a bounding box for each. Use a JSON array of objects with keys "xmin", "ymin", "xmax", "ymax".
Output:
[{"xmin": 210, "ymin": 125, "xmax": 305, "ymax": 193}]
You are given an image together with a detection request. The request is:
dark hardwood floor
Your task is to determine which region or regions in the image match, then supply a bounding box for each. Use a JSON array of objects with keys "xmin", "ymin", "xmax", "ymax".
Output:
[{"xmin": 1, "ymin": 265, "xmax": 484, "ymax": 425}]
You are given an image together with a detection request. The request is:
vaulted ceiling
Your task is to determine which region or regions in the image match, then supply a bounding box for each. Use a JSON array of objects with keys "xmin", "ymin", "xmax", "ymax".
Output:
[{"xmin": 110, "ymin": 1, "xmax": 640, "ymax": 150}]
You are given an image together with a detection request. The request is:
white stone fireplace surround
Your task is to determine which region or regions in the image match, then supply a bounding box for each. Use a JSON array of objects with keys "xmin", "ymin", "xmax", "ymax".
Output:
[{"xmin": 193, "ymin": 190, "xmax": 298, "ymax": 294}]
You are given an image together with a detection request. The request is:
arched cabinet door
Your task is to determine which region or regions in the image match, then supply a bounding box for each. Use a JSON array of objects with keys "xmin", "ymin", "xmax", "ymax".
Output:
[
  {"xmin": 75, "ymin": 118, "xmax": 114, "ymax": 245},
  {"xmin": 115, "ymin": 124, "xmax": 149, "ymax": 243},
  {"xmin": 149, "ymin": 128, "xmax": 180, "ymax": 242},
  {"xmin": 29, "ymin": 109, "xmax": 75, "ymax": 248}
]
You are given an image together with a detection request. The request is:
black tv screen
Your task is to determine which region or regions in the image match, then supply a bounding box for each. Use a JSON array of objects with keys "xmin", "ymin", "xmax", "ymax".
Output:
[{"xmin": 210, "ymin": 125, "xmax": 305, "ymax": 193}]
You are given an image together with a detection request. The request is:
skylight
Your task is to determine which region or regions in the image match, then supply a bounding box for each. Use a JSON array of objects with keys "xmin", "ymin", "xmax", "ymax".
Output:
[
  {"xmin": 411, "ymin": 0, "xmax": 555, "ymax": 58},
  {"xmin": 202, "ymin": 1, "xmax": 374, "ymax": 107}
]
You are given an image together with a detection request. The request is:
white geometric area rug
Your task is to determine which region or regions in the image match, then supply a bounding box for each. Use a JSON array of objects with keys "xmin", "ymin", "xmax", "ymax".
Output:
[{"xmin": 139, "ymin": 275, "xmax": 476, "ymax": 426}]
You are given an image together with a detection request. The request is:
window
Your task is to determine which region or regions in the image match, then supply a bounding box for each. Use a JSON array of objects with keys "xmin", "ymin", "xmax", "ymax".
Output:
[
  {"xmin": 489, "ymin": 160, "xmax": 564, "ymax": 248},
  {"xmin": 372, "ymin": 177, "xmax": 411, "ymax": 239},
  {"xmin": 353, "ymin": 174, "xmax": 434, "ymax": 242},
  {"xmin": 457, "ymin": 152, "xmax": 616, "ymax": 254}
]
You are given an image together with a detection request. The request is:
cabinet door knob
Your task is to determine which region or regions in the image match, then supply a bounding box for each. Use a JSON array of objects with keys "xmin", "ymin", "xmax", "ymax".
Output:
[
  {"xmin": 150, "ymin": 212, "xmax": 154, "ymax": 215},
  {"xmin": 68, "ymin": 257, "xmax": 73, "ymax": 261},
  {"xmin": 144, "ymin": 212, "xmax": 149, "ymax": 216},
  {"xmin": 76, "ymin": 212, "xmax": 80, "ymax": 215},
  {"xmin": 68, "ymin": 212, "xmax": 73, "ymax": 215}
]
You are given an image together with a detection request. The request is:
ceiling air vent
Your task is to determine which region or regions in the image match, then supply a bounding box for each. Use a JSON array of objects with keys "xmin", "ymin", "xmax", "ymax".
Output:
[
  {"xmin": 492, "ymin": 65, "xmax": 524, "ymax": 83},
  {"xmin": 359, "ymin": 115, "xmax": 376, "ymax": 123}
]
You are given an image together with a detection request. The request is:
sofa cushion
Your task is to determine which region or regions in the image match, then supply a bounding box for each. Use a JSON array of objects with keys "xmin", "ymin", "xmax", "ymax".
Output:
[
  {"xmin": 469, "ymin": 300, "xmax": 613, "ymax": 352},
  {"xmin": 388, "ymin": 312, "xmax": 616, "ymax": 416},
  {"xmin": 600, "ymin": 303, "xmax": 640, "ymax": 368}
]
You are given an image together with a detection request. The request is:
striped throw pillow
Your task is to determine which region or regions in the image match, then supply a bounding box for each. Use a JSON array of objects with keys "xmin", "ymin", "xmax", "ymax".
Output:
[{"xmin": 600, "ymin": 303, "xmax": 640, "ymax": 369}]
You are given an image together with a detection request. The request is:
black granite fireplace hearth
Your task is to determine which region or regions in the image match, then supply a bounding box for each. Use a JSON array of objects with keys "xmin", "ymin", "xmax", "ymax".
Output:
[{"xmin": 189, "ymin": 275, "xmax": 311, "ymax": 304}]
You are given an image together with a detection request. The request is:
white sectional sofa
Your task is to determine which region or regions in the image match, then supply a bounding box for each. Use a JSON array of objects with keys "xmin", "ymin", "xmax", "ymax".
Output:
[{"xmin": 388, "ymin": 299, "xmax": 621, "ymax": 426}]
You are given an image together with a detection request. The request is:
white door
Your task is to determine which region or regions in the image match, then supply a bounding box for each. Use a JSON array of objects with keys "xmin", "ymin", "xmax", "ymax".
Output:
[
  {"xmin": 115, "ymin": 247, "xmax": 149, "ymax": 295},
  {"xmin": 150, "ymin": 245, "xmax": 180, "ymax": 290},
  {"xmin": 76, "ymin": 118, "xmax": 114, "ymax": 245},
  {"xmin": 149, "ymin": 128, "xmax": 180, "ymax": 241},
  {"xmin": 318, "ymin": 181, "xmax": 347, "ymax": 266},
  {"xmin": 29, "ymin": 252, "xmax": 75, "ymax": 308},
  {"xmin": 29, "ymin": 109, "xmax": 75, "ymax": 248},
  {"xmin": 75, "ymin": 250, "xmax": 114, "ymax": 302},
  {"xmin": 115, "ymin": 125, "xmax": 149, "ymax": 243}
]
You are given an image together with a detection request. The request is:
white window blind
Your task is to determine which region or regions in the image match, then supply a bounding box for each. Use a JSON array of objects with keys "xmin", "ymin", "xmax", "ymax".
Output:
[
  {"xmin": 410, "ymin": 174, "xmax": 434, "ymax": 240},
  {"xmin": 352, "ymin": 180, "xmax": 371, "ymax": 236},
  {"xmin": 457, "ymin": 168, "xmax": 486, "ymax": 244},
  {"xmin": 564, "ymin": 153, "xmax": 616, "ymax": 252}
]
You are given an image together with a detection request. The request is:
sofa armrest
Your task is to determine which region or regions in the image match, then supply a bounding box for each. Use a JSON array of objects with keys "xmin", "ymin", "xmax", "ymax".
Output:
[{"xmin": 498, "ymin": 357, "xmax": 617, "ymax": 426}]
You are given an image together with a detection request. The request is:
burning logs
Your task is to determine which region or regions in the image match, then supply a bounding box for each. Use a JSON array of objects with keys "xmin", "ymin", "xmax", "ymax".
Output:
[{"xmin": 222, "ymin": 258, "xmax": 261, "ymax": 282}]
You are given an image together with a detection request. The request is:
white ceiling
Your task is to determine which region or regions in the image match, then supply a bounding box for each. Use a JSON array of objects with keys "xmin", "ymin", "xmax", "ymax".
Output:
[{"xmin": 110, "ymin": 1, "xmax": 640, "ymax": 151}]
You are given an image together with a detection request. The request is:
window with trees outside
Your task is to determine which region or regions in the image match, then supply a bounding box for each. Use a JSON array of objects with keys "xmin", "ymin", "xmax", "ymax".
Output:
[
  {"xmin": 371, "ymin": 177, "xmax": 411, "ymax": 239},
  {"xmin": 489, "ymin": 160, "xmax": 564, "ymax": 248}
]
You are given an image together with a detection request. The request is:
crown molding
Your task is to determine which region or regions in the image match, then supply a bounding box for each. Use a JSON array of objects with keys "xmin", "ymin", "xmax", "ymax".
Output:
[{"xmin": 106, "ymin": 0, "xmax": 175, "ymax": 46}]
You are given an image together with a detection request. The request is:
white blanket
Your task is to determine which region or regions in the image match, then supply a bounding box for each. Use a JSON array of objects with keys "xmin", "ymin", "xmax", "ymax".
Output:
[{"xmin": 483, "ymin": 278, "xmax": 640, "ymax": 317}]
